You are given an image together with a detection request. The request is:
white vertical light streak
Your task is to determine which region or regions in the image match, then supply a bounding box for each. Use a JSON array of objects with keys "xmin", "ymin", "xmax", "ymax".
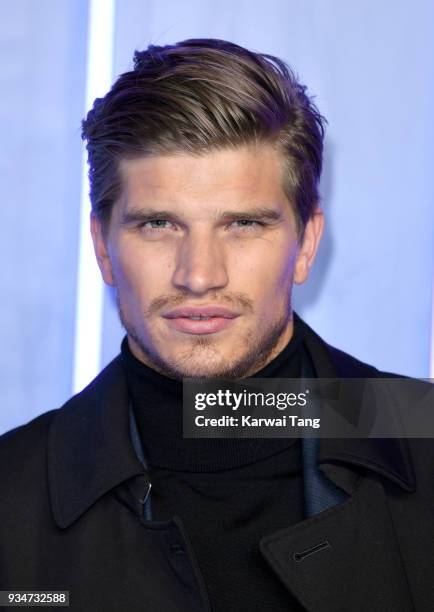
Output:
[
  {"xmin": 73, "ymin": 0, "xmax": 115, "ymax": 393},
  {"xmin": 430, "ymin": 271, "xmax": 434, "ymax": 378}
]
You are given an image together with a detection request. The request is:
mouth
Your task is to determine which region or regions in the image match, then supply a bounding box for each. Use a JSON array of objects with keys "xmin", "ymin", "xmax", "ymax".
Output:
[{"xmin": 162, "ymin": 306, "xmax": 240, "ymax": 335}]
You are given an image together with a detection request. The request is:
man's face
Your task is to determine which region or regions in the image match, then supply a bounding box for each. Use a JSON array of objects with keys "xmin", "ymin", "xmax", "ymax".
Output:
[{"xmin": 92, "ymin": 144, "xmax": 323, "ymax": 379}]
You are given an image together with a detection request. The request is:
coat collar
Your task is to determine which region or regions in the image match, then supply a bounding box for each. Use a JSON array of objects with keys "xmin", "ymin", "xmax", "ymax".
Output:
[
  {"xmin": 297, "ymin": 314, "xmax": 416, "ymax": 493},
  {"xmin": 48, "ymin": 357, "xmax": 144, "ymax": 529},
  {"xmin": 48, "ymin": 315, "xmax": 415, "ymax": 529}
]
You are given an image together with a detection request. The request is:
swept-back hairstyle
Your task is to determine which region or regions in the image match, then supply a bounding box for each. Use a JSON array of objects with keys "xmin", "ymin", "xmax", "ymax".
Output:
[{"xmin": 81, "ymin": 38, "xmax": 325, "ymax": 238}]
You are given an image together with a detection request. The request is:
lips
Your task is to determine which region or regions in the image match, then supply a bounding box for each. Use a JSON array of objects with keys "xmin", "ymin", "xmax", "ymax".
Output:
[
  {"xmin": 162, "ymin": 306, "xmax": 240, "ymax": 335},
  {"xmin": 163, "ymin": 306, "xmax": 239, "ymax": 319}
]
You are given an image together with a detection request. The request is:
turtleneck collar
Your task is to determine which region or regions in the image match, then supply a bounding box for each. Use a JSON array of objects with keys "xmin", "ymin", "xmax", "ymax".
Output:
[{"xmin": 120, "ymin": 316, "xmax": 305, "ymax": 472}]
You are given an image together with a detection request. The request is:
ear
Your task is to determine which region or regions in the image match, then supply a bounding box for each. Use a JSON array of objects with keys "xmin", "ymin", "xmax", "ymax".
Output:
[
  {"xmin": 294, "ymin": 207, "xmax": 324, "ymax": 284},
  {"xmin": 90, "ymin": 213, "xmax": 115, "ymax": 286}
]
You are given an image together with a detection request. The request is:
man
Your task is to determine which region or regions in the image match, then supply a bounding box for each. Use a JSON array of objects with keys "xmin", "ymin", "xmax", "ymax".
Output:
[{"xmin": 0, "ymin": 39, "xmax": 432, "ymax": 611}]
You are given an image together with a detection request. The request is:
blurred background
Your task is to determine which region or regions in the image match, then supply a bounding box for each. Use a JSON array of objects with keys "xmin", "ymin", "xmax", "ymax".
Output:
[{"xmin": 1, "ymin": 0, "xmax": 433, "ymax": 434}]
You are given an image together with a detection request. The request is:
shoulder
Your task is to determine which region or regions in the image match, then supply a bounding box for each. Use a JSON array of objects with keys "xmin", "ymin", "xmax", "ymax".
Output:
[
  {"xmin": 296, "ymin": 313, "xmax": 384, "ymax": 378},
  {"xmin": 294, "ymin": 313, "xmax": 434, "ymax": 460},
  {"xmin": 309, "ymin": 323, "xmax": 434, "ymax": 482},
  {"xmin": 0, "ymin": 355, "xmax": 125, "ymax": 482},
  {"xmin": 0, "ymin": 409, "xmax": 57, "ymax": 529},
  {"xmin": 0, "ymin": 409, "xmax": 57, "ymax": 479},
  {"xmin": 325, "ymin": 343, "xmax": 383, "ymax": 377}
]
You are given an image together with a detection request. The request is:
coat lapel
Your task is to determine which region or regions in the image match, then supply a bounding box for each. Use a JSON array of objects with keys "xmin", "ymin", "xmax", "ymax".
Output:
[
  {"xmin": 260, "ymin": 475, "xmax": 414, "ymax": 611},
  {"xmin": 48, "ymin": 357, "xmax": 145, "ymax": 529},
  {"xmin": 259, "ymin": 315, "xmax": 416, "ymax": 610}
]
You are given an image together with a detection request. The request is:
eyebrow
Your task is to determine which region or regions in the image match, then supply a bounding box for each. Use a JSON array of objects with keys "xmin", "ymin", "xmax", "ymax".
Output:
[
  {"xmin": 121, "ymin": 206, "xmax": 283, "ymax": 225},
  {"xmin": 219, "ymin": 207, "xmax": 282, "ymax": 222},
  {"xmin": 121, "ymin": 209, "xmax": 183, "ymax": 225}
]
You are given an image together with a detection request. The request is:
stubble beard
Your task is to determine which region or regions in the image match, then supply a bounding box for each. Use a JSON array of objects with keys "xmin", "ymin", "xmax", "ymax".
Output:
[{"xmin": 117, "ymin": 294, "xmax": 293, "ymax": 381}]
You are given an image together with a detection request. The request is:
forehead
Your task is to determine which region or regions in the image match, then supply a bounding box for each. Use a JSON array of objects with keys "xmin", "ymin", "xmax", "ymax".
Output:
[{"xmin": 117, "ymin": 144, "xmax": 289, "ymax": 213}]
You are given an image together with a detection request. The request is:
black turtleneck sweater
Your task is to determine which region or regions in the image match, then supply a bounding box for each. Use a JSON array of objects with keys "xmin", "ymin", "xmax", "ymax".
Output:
[{"xmin": 121, "ymin": 319, "xmax": 309, "ymax": 611}]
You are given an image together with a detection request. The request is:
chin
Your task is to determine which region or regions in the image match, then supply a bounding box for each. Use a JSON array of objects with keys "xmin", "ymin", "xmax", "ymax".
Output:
[
  {"xmin": 166, "ymin": 350, "xmax": 234, "ymax": 379},
  {"xmin": 168, "ymin": 350, "xmax": 263, "ymax": 380}
]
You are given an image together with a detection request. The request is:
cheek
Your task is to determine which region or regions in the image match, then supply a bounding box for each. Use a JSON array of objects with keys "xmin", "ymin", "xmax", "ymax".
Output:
[
  {"xmin": 110, "ymin": 243, "xmax": 174, "ymax": 306},
  {"xmin": 109, "ymin": 247, "xmax": 146, "ymax": 298},
  {"xmin": 271, "ymin": 236, "xmax": 298, "ymax": 282},
  {"xmin": 276, "ymin": 250, "xmax": 297, "ymax": 287},
  {"xmin": 232, "ymin": 241, "xmax": 296, "ymax": 293}
]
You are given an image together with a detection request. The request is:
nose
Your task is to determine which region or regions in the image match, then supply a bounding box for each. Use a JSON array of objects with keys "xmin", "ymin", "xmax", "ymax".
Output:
[{"xmin": 171, "ymin": 229, "xmax": 229, "ymax": 295}]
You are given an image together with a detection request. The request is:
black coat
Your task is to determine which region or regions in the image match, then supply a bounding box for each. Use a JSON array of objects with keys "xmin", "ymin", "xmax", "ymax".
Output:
[{"xmin": 1, "ymin": 317, "xmax": 433, "ymax": 611}]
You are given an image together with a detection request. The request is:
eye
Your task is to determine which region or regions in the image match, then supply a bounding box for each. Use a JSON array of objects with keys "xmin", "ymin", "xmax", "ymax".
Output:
[
  {"xmin": 141, "ymin": 219, "xmax": 174, "ymax": 231},
  {"xmin": 230, "ymin": 220, "xmax": 263, "ymax": 231},
  {"xmin": 235, "ymin": 220, "xmax": 255, "ymax": 226}
]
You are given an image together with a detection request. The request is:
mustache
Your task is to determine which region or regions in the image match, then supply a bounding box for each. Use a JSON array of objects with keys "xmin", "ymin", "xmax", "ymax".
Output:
[{"xmin": 144, "ymin": 291, "xmax": 254, "ymax": 316}]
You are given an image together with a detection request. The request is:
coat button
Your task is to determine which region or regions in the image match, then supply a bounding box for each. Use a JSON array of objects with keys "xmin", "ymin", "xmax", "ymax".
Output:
[{"xmin": 170, "ymin": 543, "xmax": 186, "ymax": 554}]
